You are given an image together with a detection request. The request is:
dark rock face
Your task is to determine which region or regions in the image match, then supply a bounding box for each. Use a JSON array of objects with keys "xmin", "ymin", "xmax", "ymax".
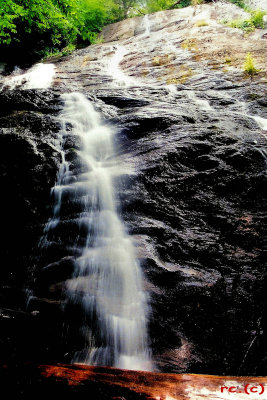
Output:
[
  {"xmin": 0, "ymin": 89, "xmax": 63, "ymax": 363},
  {"xmin": 93, "ymin": 84, "xmax": 266, "ymax": 376},
  {"xmin": 0, "ymin": 33, "xmax": 267, "ymax": 375},
  {"xmin": 116, "ymin": 93, "xmax": 267, "ymax": 375}
]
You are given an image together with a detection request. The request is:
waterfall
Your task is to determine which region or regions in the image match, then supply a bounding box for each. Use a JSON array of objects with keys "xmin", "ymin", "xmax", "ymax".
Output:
[
  {"xmin": 108, "ymin": 46, "xmax": 134, "ymax": 87},
  {"xmin": 143, "ymin": 15, "xmax": 151, "ymax": 36},
  {"xmin": 250, "ymin": 115, "xmax": 267, "ymax": 131},
  {"xmin": 1, "ymin": 63, "xmax": 55, "ymax": 90},
  {"xmin": 45, "ymin": 92, "xmax": 152, "ymax": 371},
  {"xmin": 187, "ymin": 91, "xmax": 213, "ymax": 111}
]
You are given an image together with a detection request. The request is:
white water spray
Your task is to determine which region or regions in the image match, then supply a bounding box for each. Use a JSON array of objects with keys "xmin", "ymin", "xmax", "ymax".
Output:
[
  {"xmin": 187, "ymin": 91, "xmax": 213, "ymax": 111},
  {"xmin": 250, "ymin": 115, "xmax": 267, "ymax": 131},
  {"xmin": 108, "ymin": 46, "xmax": 134, "ymax": 87},
  {"xmin": 2, "ymin": 63, "xmax": 55, "ymax": 90},
  {"xmin": 143, "ymin": 15, "xmax": 151, "ymax": 36},
  {"xmin": 46, "ymin": 92, "xmax": 152, "ymax": 371}
]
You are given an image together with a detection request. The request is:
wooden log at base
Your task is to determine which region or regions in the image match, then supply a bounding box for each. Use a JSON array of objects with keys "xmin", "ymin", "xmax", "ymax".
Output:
[{"xmin": 1, "ymin": 363, "xmax": 267, "ymax": 399}]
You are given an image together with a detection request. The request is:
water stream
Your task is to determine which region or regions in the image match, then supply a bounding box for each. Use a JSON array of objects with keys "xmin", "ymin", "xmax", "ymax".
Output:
[
  {"xmin": 42, "ymin": 92, "xmax": 152, "ymax": 371},
  {"xmin": 108, "ymin": 45, "xmax": 135, "ymax": 87},
  {"xmin": 142, "ymin": 15, "xmax": 151, "ymax": 36},
  {"xmin": 1, "ymin": 63, "xmax": 55, "ymax": 90},
  {"xmin": 0, "ymin": 52, "xmax": 153, "ymax": 370}
]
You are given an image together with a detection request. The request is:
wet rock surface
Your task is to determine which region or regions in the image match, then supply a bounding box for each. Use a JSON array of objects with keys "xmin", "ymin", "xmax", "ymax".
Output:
[
  {"xmin": 111, "ymin": 84, "xmax": 267, "ymax": 375},
  {"xmin": 0, "ymin": 1, "xmax": 267, "ymax": 376},
  {"xmin": 0, "ymin": 90, "xmax": 63, "ymax": 363}
]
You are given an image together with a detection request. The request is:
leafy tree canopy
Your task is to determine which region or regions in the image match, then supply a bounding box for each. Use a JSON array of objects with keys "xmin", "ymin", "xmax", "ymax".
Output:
[{"xmin": 0, "ymin": 0, "xmax": 118, "ymax": 61}]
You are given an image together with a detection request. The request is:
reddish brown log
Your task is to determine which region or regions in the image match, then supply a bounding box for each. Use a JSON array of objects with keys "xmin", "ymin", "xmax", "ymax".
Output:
[{"xmin": 38, "ymin": 363, "xmax": 267, "ymax": 400}]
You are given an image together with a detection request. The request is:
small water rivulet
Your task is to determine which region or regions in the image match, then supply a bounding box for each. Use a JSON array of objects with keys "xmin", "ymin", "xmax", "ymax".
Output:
[
  {"xmin": 108, "ymin": 46, "xmax": 135, "ymax": 88},
  {"xmin": 142, "ymin": 15, "xmax": 151, "ymax": 37},
  {"xmin": 43, "ymin": 92, "xmax": 152, "ymax": 371}
]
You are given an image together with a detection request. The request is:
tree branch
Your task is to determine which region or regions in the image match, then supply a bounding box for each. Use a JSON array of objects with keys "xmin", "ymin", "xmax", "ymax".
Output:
[{"xmin": 170, "ymin": 0, "xmax": 183, "ymax": 9}]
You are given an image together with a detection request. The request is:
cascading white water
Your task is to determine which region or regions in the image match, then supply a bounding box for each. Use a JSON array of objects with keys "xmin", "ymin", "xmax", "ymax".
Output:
[
  {"xmin": 1, "ymin": 63, "xmax": 55, "ymax": 90},
  {"xmin": 143, "ymin": 15, "xmax": 151, "ymax": 36},
  {"xmin": 250, "ymin": 115, "xmax": 267, "ymax": 131},
  {"xmin": 186, "ymin": 91, "xmax": 213, "ymax": 111},
  {"xmin": 108, "ymin": 46, "xmax": 135, "ymax": 87},
  {"xmin": 47, "ymin": 92, "xmax": 151, "ymax": 371}
]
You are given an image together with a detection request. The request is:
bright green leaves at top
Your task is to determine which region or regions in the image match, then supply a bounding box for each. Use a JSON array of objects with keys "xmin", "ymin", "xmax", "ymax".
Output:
[
  {"xmin": 145, "ymin": 0, "xmax": 178, "ymax": 13},
  {"xmin": 0, "ymin": 0, "xmax": 25, "ymax": 44},
  {"xmin": 0, "ymin": 0, "xmax": 75, "ymax": 48},
  {"xmin": 0, "ymin": 0, "xmax": 116, "ymax": 58}
]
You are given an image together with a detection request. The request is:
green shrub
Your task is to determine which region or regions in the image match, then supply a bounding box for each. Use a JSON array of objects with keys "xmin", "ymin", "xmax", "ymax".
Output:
[
  {"xmin": 227, "ymin": 18, "xmax": 255, "ymax": 32},
  {"xmin": 243, "ymin": 52, "xmax": 259, "ymax": 77},
  {"xmin": 44, "ymin": 43, "xmax": 76, "ymax": 59},
  {"xmin": 223, "ymin": 9, "xmax": 266, "ymax": 33},
  {"xmin": 250, "ymin": 10, "xmax": 266, "ymax": 28},
  {"xmin": 194, "ymin": 20, "xmax": 208, "ymax": 27},
  {"xmin": 91, "ymin": 34, "xmax": 104, "ymax": 45}
]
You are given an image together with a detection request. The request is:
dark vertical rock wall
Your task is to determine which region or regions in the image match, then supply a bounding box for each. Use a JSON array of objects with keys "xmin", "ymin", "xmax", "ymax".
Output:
[
  {"xmin": 0, "ymin": 3, "xmax": 266, "ymax": 374},
  {"xmin": 0, "ymin": 90, "xmax": 62, "ymax": 363}
]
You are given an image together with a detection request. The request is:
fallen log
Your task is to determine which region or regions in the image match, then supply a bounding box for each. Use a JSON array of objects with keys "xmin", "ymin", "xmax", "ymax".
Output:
[{"xmin": 1, "ymin": 363, "xmax": 267, "ymax": 399}]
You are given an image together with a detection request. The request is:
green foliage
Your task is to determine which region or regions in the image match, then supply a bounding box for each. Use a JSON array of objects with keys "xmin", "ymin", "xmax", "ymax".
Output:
[
  {"xmin": 194, "ymin": 19, "xmax": 208, "ymax": 27},
  {"xmin": 224, "ymin": 9, "xmax": 266, "ymax": 33},
  {"xmin": 191, "ymin": 0, "xmax": 204, "ymax": 5},
  {"xmin": 43, "ymin": 43, "xmax": 76, "ymax": 59},
  {"xmin": 250, "ymin": 10, "xmax": 266, "ymax": 28},
  {"xmin": 243, "ymin": 52, "xmax": 259, "ymax": 77},
  {"xmin": 1, "ymin": 0, "xmax": 74, "ymax": 46},
  {"xmin": 0, "ymin": 0, "xmax": 25, "ymax": 44},
  {"xmin": 177, "ymin": 0, "xmax": 191, "ymax": 7},
  {"xmin": 1, "ymin": 0, "xmax": 264, "ymax": 63},
  {"xmin": 91, "ymin": 34, "xmax": 104, "ymax": 45},
  {"xmin": 0, "ymin": 0, "xmax": 115, "ymax": 60},
  {"xmin": 114, "ymin": 0, "xmax": 139, "ymax": 19},
  {"xmin": 227, "ymin": 0, "xmax": 246, "ymax": 9},
  {"xmin": 144, "ymin": 0, "xmax": 218, "ymax": 13},
  {"xmin": 227, "ymin": 18, "xmax": 255, "ymax": 32},
  {"xmin": 224, "ymin": 57, "xmax": 232, "ymax": 64},
  {"xmin": 145, "ymin": 0, "xmax": 180, "ymax": 13}
]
